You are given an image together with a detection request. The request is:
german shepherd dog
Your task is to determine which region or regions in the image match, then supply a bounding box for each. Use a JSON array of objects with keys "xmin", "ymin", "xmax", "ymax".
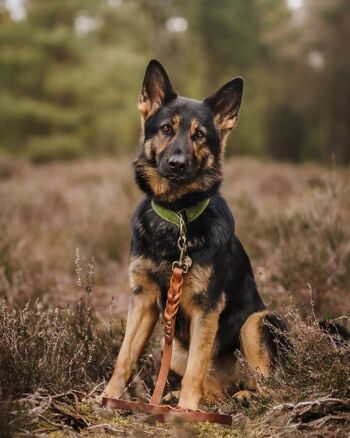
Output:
[{"xmin": 104, "ymin": 60, "xmax": 287, "ymax": 410}]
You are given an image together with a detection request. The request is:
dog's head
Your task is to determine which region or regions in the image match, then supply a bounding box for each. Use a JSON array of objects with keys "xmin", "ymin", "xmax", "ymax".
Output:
[{"xmin": 134, "ymin": 60, "xmax": 243, "ymax": 207}]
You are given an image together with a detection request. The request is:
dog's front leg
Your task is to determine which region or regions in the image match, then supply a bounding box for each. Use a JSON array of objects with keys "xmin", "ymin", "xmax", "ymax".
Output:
[
  {"xmin": 104, "ymin": 259, "xmax": 159, "ymax": 398},
  {"xmin": 178, "ymin": 309, "xmax": 220, "ymax": 410}
]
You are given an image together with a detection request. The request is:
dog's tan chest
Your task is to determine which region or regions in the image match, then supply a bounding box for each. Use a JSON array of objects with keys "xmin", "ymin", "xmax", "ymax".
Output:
[{"xmin": 129, "ymin": 255, "xmax": 215, "ymax": 317}]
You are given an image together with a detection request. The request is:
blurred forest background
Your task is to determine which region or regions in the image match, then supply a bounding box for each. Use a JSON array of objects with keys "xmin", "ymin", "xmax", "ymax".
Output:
[
  {"xmin": 1, "ymin": 2, "xmax": 350, "ymax": 435},
  {"xmin": 1, "ymin": 0, "xmax": 350, "ymax": 164}
]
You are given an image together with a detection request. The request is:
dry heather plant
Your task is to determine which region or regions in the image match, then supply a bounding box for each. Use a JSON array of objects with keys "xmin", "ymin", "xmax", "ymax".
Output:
[
  {"xmin": 260, "ymin": 310, "xmax": 350, "ymax": 435},
  {"xmin": 270, "ymin": 178, "xmax": 350, "ymax": 316},
  {"xmin": 0, "ymin": 219, "xmax": 56, "ymax": 306},
  {"xmin": 214, "ymin": 306, "xmax": 350, "ymax": 435},
  {"xmin": 0, "ymin": 299, "xmax": 119, "ymax": 399},
  {"xmin": 0, "ymin": 159, "xmax": 137, "ymax": 307},
  {"xmin": 0, "ymin": 270, "xmax": 125, "ymax": 436},
  {"xmin": 266, "ymin": 312, "xmax": 350, "ymax": 402},
  {"xmin": 225, "ymin": 161, "xmax": 350, "ymax": 317}
]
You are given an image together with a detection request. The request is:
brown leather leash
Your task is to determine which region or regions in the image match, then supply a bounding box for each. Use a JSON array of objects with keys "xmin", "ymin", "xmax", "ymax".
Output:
[
  {"xmin": 102, "ymin": 213, "xmax": 233, "ymax": 426},
  {"xmin": 150, "ymin": 266, "xmax": 183, "ymax": 406}
]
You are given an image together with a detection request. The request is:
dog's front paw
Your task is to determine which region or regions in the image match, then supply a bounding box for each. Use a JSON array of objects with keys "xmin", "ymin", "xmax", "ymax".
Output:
[
  {"xmin": 178, "ymin": 391, "xmax": 201, "ymax": 411},
  {"xmin": 103, "ymin": 378, "xmax": 126, "ymax": 400},
  {"xmin": 163, "ymin": 390, "xmax": 180, "ymax": 402}
]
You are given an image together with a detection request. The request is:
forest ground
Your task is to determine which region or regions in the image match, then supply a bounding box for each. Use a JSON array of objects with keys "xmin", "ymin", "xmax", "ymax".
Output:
[{"xmin": 0, "ymin": 156, "xmax": 349, "ymax": 437}]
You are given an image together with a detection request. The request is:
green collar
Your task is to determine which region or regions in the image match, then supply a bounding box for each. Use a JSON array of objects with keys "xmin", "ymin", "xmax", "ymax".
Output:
[{"xmin": 151, "ymin": 198, "xmax": 210, "ymax": 228}]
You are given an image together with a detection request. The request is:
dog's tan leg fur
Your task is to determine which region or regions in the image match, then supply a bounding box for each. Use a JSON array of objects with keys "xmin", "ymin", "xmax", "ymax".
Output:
[
  {"xmin": 233, "ymin": 310, "xmax": 270, "ymax": 401},
  {"xmin": 240, "ymin": 310, "xmax": 270, "ymax": 376},
  {"xmin": 104, "ymin": 257, "xmax": 159, "ymax": 398},
  {"xmin": 178, "ymin": 309, "xmax": 221, "ymax": 410}
]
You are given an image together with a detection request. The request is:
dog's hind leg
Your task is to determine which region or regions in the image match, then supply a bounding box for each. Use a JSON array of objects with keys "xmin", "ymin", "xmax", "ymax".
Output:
[
  {"xmin": 233, "ymin": 310, "xmax": 288, "ymax": 402},
  {"xmin": 104, "ymin": 257, "xmax": 159, "ymax": 399}
]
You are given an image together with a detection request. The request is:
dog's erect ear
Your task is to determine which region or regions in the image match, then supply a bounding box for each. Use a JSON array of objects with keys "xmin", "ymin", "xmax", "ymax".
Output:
[
  {"xmin": 138, "ymin": 60, "xmax": 177, "ymax": 121},
  {"xmin": 204, "ymin": 77, "xmax": 243, "ymax": 132}
]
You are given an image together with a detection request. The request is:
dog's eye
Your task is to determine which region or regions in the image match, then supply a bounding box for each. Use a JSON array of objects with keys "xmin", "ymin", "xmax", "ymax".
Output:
[
  {"xmin": 195, "ymin": 130, "xmax": 205, "ymax": 139},
  {"xmin": 161, "ymin": 124, "xmax": 173, "ymax": 135}
]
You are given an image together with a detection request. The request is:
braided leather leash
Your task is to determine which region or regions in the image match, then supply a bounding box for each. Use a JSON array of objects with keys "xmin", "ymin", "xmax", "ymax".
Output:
[
  {"xmin": 150, "ymin": 266, "xmax": 183, "ymax": 405},
  {"xmin": 102, "ymin": 214, "xmax": 233, "ymax": 425}
]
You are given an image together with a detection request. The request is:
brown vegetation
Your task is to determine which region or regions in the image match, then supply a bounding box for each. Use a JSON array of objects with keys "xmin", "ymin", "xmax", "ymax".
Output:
[{"xmin": 0, "ymin": 156, "xmax": 349, "ymax": 436}]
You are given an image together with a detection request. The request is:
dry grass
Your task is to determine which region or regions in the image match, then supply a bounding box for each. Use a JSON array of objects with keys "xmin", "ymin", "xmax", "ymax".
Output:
[{"xmin": 0, "ymin": 156, "xmax": 349, "ymax": 436}]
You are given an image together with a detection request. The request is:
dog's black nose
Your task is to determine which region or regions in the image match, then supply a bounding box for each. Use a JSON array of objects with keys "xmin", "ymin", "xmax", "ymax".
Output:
[{"xmin": 168, "ymin": 154, "xmax": 186, "ymax": 173}]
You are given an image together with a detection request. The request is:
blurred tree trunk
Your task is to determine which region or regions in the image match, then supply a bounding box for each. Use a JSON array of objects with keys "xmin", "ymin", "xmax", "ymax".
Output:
[{"xmin": 305, "ymin": 0, "xmax": 350, "ymax": 163}]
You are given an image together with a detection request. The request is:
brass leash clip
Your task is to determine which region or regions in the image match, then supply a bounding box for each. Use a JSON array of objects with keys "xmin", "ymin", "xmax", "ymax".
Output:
[{"xmin": 172, "ymin": 212, "xmax": 192, "ymax": 274}]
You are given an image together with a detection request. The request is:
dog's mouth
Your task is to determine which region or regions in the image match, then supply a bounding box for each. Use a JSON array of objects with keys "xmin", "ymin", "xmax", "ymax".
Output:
[{"xmin": 158, "ymin": 171, "xmax": 191, "ymax": 184}]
